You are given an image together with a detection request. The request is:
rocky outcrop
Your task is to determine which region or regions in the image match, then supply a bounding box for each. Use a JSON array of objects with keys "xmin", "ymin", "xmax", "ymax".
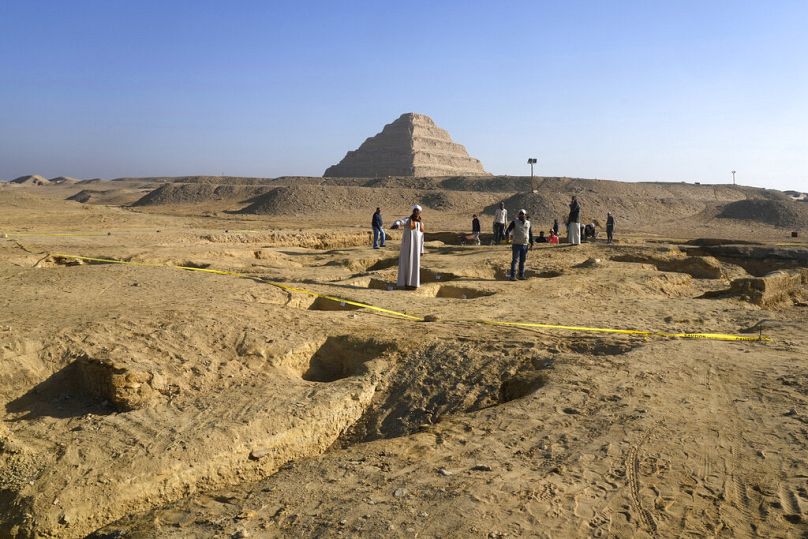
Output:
[
  {"xmin": 684, "ymin": 244, "xmax": 808, "ymax": 276},
  {"xmin": 611, "ymin": 252, "xmax": 724, "ymax": 279},
  {"xmin": 726, "ymin": 270, "xmax": 808, "ymax": 306},
  {"xmin": 324, "ymin": 113, "xmax": 489, "ymax": 177}
]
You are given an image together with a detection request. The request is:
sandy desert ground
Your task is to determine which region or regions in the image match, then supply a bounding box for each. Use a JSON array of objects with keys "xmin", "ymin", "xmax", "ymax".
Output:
[{"xmin": 1, "ymin": 176, "xmax": 807, "ymax": 538}]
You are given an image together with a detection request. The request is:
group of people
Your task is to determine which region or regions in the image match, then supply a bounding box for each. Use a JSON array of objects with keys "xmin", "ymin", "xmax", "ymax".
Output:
[{"xmin": 370, "ymin": 196, "xmax": 617, "ymax": 288}]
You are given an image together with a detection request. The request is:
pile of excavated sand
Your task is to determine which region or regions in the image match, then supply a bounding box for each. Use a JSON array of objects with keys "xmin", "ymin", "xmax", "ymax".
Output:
[
  {"xmin": 238, "ymin": 185, "xmax": 501, "ymax": 215},
  {"xmin": 124, "ymin": 175, "xmax": 803, "ymax": 234},
  {"xmin": 132, "ymin": 183, "xmax": 274, "ymax": 206},
  {"xmin": 49, "ymin": 176, "xmax": 80, "ymax": 185},
  {"xmin": 718, "ymin": 198, "xmax": 808, "ymax": 228},
  {"xmin": 66, "ymin": 189, "xmax": 146, "ymax": 206},
  {"xmin": 10, "ymin": 174, "xmax": 50, "ymax": 186},
  {"xmin": 495, "ymin": 191, "xmax": 713, "ymax": 228}
]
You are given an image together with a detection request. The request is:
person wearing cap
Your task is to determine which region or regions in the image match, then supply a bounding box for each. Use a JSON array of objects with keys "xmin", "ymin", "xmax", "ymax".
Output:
[
  {"xmin": 394, "ymin": 205, "xmax": 426, "ymax": 289},
  {"xmin": 505, "ymin": 209, "xmax": 533, "ymax": 280}
]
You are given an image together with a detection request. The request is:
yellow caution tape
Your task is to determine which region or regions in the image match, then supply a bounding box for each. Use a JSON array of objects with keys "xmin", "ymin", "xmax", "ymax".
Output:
[
  {"xmin": 482, "ymin": 320, "xmax": 769, "ymax": 342},
  {"xmin": 50, "ymin": 253, "xmax": 422, "ymax": 321},
  {"xmin": 47, "ymin": 253, "xmax": 769, "ymax": 341}
]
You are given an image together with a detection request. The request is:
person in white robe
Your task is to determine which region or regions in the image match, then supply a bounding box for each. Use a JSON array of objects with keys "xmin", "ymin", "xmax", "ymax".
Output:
[{"xmin": 394, "ymin": 205, "xmax": 425, "ymax": 289}]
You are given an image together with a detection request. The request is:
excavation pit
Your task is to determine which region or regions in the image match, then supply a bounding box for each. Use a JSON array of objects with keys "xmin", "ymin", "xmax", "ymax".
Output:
[
  {"xmin": 499, "ymin": 370, "xmax": 549, "ymax": 402},
  {"xmin": 174, "ymin": 261, "xmax": 211, "ymax": 269},
  {"xmin": 43, "ymin": 255, "xmax": 131, "ymax": 268},
  {"xmin": 5, "ymin": 352, "xmax": 156, "ymax": 419},
  {"xmin": 301, "ymin": 336, "xmax": 396, "ymax": 382},
  {"xmin": 433, "ymin": 285, "xmax": 495, "ymax": 299},
  {"xmin": 307, "ymin": 296, "xmax": 363, "ymax": 311},
  {"xmin": 420, "ymin": 268, "xmax": 459, "ymax": 283},
  {"xmin": 340, "ymin": 341, "xmax": 553, "ymax": 444},
  {"xmin": 564, "ymin": 339, "xmax": 642, "ymax": 356},
  {"xmin": 365, "ymin": 258, "xmax": 399, "ymax": 271}
]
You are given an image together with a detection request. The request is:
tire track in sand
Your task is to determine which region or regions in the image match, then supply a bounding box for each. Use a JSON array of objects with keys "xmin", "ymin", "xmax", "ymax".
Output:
[{"xmin": 626, "ymin": 425, "xmax": 658, "ymax": 535}]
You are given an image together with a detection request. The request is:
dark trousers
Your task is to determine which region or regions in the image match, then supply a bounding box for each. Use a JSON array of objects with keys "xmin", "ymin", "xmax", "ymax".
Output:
[
  {"xmin": 510, "ymin": 244, "xmax": 528, "ymax": 278},
  {"xmin": 606, "ymin": 225, "xmax": 614, "ymax": 243},
  {"xmin": 494, "ymin": 223, "xmax": 506, "ymax": 244}
]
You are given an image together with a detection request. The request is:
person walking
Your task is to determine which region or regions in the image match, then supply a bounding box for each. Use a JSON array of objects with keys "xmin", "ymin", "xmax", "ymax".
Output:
[
  {"xmin": 471, "ymin": 214, "xmax": 481, "ymax": 245},
  {"xmin": 372, "ymin": 207, "xmax": 385, "ymax": 249},
  {"xmin": 505, "ymin": 209, "xmax": 533, "ymax": 280},
  {"xmin": 567, "ymin": 196, "xmax": 581, "ymax": 245},
  {"xmin": 606, "ymin": 212, "xmax": 615, "ymax": 243},
  {"xmin": 493, "ymin": 202, "xmax": 508, "ymax": 244},
  {"xmin": 395, "ymin": 205, "xmax": 425, "ymax": 289}
]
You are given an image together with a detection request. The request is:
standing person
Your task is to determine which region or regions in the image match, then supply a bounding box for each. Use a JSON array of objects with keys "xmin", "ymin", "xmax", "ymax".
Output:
[
  {"xmin": 493, "ymin": 202, "xmax": 508, "ymax": 244},
  {"xmin": 372, "ymin": 207, "xmax": 385, "ymax": 249},
  {"xmin": 567, "ymin": 195, "xmax": 581, "ymax": 245},
  {"xmin": 395, "ymin": 205, "xmax": 425, "ymax": 289},
  {"xmin": 552, "ymin": 219, "xmax": 560, "ymax": 236},
  {"xmin": 505, "ymin": 209, "xmax": 533, "ymax": 280},
  {"xmin": 471, "ymin": 214, "xmax": 481, "ymax": 245},
  {"xmin": 606, "ymin": 212, "xmax": 615, "ymax": 243},
  {"xmin": 606, "ymin": 212, "xmax": 614, "ymax": 243}
]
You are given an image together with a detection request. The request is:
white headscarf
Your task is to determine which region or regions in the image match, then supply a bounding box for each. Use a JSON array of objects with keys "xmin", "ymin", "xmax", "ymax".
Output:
[{"xmin": 412, "ymin": 204, "xmax": 422, "ymax": 212}]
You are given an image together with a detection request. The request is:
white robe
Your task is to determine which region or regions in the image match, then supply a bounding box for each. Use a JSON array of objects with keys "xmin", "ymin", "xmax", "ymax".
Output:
[{"xmin": 396, "ymin": 218, "xmax": 425, "ymax": 288}]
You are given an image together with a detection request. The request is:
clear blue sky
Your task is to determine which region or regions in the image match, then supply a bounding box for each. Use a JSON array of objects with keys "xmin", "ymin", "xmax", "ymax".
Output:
[{"xmin": 1, "ymin": 0, "xmax": 806, "ymax": 190}]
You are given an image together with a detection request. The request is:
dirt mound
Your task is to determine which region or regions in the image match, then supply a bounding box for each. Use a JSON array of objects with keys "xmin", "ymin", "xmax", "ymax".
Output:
[
  {"xmin": 11, "ymin": 175, "xmax": 50, "ymax": 186},
  {"xmin": 67, "ymin": 188, "xmax": 149, "ymax": 206},
  {"xmin": 239, "ymin": 185, "xmax": 500, "ymax": 215},
  {"xmin": 66, "ymin": 190, "xmax": 101, "ymax": 203},
  {"xmin": 132, "ymin": 183, "xmax": 273, "ymax": 206},
  {"xmin": 717, "ymin": 199, "xmax": 808, "ymax": 228},
  {"xmin": 488, "ymin": 191, "xmax": 710, "ymax": 229},
  {"xmin": 241, "ymin": 185, "xmax": 417, "ymax": 215},
  {"xmin": 49, "ymin": 176, "xmax": 80, "ymax": 185}
]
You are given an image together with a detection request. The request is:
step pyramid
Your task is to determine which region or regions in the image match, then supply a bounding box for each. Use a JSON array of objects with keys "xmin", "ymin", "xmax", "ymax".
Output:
[{"xmin": 324, "ymin": 113, "xmax": 489, "ymax": 177}]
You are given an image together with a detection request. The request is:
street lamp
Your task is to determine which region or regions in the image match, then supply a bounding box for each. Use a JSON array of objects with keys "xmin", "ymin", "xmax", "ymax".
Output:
[{"xmin": 527, "ymin": 158, "xmax": 537, "ymax": 179}]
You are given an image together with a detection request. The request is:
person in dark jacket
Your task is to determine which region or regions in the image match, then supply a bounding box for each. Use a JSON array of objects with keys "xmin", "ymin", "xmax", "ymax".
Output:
[
  {"xmin": 372, "ymin": 207, "xmax": 385, "ymax": 248},
  {"xmin": 552, "ymin": 219, "xmax": 560, "ymax": 236},
  {"xmin": 567, "ymin": 196, "xmax": 581, "ymax": 245},
  {"xmin": 471, "ymin": 214, "xmax": 481, "ymax": 245},
  {"xmin": 536, "ymin": 230, "xmax": 548, "ymax": 243},
  {"xmin": 606, "ymin": 212, "xmax": 615, "ymax": 243}
]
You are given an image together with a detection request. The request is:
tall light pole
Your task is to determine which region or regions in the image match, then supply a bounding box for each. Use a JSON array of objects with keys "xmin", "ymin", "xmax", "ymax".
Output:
[
  {"xmin": 731, "ymin": 170, "xmax": 736, "ymax": 185},
  {"xmin": 527, "ymin": 158, "xmax": 538, "ymax": 192}
]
